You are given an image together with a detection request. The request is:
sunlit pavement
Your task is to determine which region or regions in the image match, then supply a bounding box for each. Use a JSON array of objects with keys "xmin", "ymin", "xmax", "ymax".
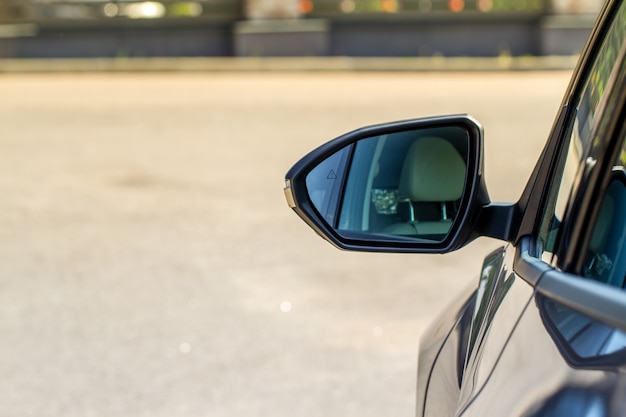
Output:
[{"xmin": 0, "ymin": 71, "xmax": 570, "ymax": 417}]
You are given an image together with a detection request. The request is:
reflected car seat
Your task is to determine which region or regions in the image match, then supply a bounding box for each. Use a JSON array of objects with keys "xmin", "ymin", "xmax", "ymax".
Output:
[{"xmin": 384, "ymin": 136, "xmax": 466, "ymax": 237}]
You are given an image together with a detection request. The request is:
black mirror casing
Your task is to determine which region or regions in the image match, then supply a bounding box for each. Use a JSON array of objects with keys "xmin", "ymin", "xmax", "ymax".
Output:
[{"xmin": 284, "ymin": 114, "xmax": 492, "ymax": 254}]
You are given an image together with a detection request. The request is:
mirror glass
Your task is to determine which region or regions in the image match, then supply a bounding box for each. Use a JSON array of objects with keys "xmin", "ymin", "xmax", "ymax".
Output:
[{"xmin": 305, "ymin": 126, "xmax": 469, "ymax": 242}]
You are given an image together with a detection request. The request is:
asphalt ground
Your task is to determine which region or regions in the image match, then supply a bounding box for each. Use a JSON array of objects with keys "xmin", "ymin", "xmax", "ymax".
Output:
[{"xmin": 0, "ymin": 71, "xmax": 571, "ymax": 417}]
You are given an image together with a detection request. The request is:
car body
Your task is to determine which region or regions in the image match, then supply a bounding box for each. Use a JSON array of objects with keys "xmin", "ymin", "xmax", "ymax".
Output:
[{"xmin": 283, "ymin": 0, "xmax": 626, "ymax": 415}]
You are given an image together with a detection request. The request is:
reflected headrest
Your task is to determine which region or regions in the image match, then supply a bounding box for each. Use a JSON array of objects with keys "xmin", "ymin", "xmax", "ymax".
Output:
[{"xmin": 398, "ymin": 137, "xmax": 466, "ymax": 202}]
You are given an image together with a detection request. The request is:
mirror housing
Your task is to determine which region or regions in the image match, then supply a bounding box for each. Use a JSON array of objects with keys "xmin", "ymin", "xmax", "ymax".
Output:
[{"xmin": 284, "ymin": 114, "xmax": 493, "ymax": 253}]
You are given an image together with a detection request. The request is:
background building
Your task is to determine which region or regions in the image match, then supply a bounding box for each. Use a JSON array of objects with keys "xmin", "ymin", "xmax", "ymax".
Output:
[{"xmin": 0, "ymin": 0, "xmax": 602, "ymax": 58}]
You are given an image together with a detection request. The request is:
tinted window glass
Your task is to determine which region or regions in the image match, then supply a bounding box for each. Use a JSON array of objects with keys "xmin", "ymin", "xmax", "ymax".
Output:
[{"xmin": 583, "ymin": 133, "xmax": 626, "ymax": 288}]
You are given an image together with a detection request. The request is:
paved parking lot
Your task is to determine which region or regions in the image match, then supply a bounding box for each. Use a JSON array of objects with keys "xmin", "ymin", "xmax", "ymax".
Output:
[{"xmin": 0, "ymin": 71, "xmax": 570, "ymax": 417}]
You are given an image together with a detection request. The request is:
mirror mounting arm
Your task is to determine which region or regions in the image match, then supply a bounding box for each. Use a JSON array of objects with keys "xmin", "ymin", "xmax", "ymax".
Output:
[{"xmin": 475, "ymin": 203, "xmax": 520, "ymax": 243}]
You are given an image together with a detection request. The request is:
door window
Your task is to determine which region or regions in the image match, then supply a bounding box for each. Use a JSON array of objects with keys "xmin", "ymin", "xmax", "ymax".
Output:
[
  {"xmin": 536, "ymin": 2, "xmax": 626, "ymax": 263},
  {"xmin": 583, "ymin": 133, "xmax": 626, "ymax": 288}
]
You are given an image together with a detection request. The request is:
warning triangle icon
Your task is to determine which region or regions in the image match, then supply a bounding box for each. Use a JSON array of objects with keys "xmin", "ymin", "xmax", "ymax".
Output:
[{"xmin": 327, "ymin": 170, "xmax": 337, "ymax": 179}]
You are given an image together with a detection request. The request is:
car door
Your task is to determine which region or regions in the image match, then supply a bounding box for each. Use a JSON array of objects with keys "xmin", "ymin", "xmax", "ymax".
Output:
[{"xmin": 453, "ymin": 2, "xmax": 626, "ymax": 415}]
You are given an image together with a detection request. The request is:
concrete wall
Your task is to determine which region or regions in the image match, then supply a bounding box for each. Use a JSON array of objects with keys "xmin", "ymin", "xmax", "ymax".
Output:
[
  {"xmin": 329, "ymin": 16, "xmax": 543, "ymax": 57},
  {"xmin": 0, "ymin": 15, "xmax": 593, "ymax": 58},
  {"xmin": 540, "ymin": 14, "xmax": 597, "ymax": 55},
  {"xmin": 0, "ymin": 20, "xmax": 233, "ymax": 58}
]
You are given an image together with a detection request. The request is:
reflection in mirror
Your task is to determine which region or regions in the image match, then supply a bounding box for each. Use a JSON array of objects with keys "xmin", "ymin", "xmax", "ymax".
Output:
[{"xmin": 305, "ymin": 126, "xmax": 469, "ymax": 242}]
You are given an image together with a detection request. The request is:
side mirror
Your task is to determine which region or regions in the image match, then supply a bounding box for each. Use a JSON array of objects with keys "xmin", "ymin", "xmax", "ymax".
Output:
[{"xmin": 284, "ymin": 115, "xmax": 491, "ymax": 253}]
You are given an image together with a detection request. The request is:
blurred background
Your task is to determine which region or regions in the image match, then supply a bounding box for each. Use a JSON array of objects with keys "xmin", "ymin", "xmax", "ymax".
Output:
[
  {"xmin": 0, "ymin": 1, "xmax": 604, "ymax": 417},
  {"xmin": 0, "ymin": 0, "xmax": 602, "ymax": 58}
]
